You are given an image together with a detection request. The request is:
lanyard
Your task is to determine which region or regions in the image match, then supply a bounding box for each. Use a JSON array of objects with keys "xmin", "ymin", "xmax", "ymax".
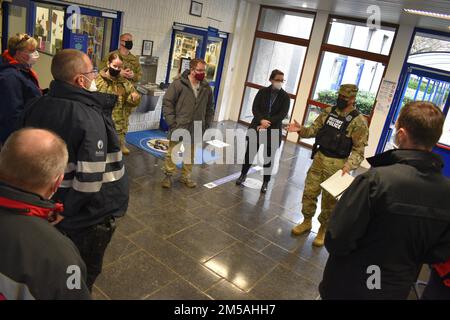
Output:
[{"xmin": 269, "ymin": 92, "xmax": 278, "ymax": 113}]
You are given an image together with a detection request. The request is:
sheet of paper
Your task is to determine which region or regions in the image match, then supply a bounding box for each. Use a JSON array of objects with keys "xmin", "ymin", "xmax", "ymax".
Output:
[
  {"xmin": 206, "ymin": 140, "xmax": 230, "ymax": 148},
  {"xmin": 320, "ymin": 170, "xmax": 355, "ymax": 199}
]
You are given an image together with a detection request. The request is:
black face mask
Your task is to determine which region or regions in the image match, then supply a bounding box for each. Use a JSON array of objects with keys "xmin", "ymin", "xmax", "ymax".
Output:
[
  {"xmin": 109, "ymin": 67, "xmax": 121, "ymax": 77},
  {"xmin": 336, "ymin": 98, "xmax": 349, "ymax": 110},
  {"xmin": 124, "ymin": 41, "xmax": 133, "ymax": 50}
]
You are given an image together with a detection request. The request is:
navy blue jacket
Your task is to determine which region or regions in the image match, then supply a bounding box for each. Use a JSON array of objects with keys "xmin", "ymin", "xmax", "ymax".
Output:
[{"xmin": 0, "ymin": 57, "xmax": 41, "ymax": 144}]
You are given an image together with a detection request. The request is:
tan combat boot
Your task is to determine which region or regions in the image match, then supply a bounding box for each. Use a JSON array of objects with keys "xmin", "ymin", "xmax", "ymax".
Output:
[
  {"xmin": 291, "ymin": 218, "xmax": 312, "ymax": 236},
  {"xmin": 161, "ymin": 175, "xmax": 172, "ymax": 189},
  {"xmin": 312, "ymin": 225, "xmax": 327, "ymax": 247},
  {"xmin": 180, "ymin": 175, "xmax": 197, "ymax": 188},
  {"xmin": 119, "ymin": 135, "xmax": 130, "ymax": 155}
]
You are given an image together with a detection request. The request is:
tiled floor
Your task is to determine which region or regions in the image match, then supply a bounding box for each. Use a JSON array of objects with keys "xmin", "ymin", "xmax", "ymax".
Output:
[{"xmin": 91, "ymin": 121, "xmax": 426, "ymax": 300}]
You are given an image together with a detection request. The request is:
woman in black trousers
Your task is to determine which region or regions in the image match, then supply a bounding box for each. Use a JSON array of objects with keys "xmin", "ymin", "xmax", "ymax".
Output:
[{"xmin": 236, "ymin": 69, "xmax": 290, "ymax": 193}]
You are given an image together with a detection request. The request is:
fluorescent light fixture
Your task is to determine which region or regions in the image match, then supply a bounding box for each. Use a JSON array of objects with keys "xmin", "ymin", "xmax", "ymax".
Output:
[
  {"xmin": 404, "ymin": 8, "xmax": 450, "ymax": 20},
  {"xmin": 302, "ymin": 3, "xmax": 308, "ymax": 8}
]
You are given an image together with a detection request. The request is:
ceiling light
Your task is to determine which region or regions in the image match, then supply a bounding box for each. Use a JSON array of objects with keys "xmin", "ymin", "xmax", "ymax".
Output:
[
  {"xmin": 302, "ymin": 3, "xmax": 308, "ymax": 8},
  {"xmin": 404, "ymin": 8, "xmax": 450, "ymax": 20}
]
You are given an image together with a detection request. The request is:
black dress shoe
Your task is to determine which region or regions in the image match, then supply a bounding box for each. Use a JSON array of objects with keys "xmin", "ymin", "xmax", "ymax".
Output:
[
  {"xmin": 236, "ymin": 174, "xmax": 247, "ymax": 185},
  {"xmin": 261, "ymin": 181, "xmax": 269, "ymax": 193}
]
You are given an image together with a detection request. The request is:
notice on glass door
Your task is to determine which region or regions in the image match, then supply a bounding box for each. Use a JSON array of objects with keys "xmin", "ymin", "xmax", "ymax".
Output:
[{"xmin": 375, "ymin": 79, "xmax": 397, "ymax": 116}]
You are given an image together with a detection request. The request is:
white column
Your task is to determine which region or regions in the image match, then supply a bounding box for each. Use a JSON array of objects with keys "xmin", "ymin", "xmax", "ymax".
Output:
[
  {"xmin": 286, "ymin": 10, "xmax": 329, "ymax": 143},
  {"xmin": 365, "ymin": 23, "xmax": 415, "ymax": 158}
]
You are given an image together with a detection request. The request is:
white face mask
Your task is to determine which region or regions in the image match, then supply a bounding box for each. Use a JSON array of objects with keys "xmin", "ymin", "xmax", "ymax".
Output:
[
  {"xmin": 27, "ymin": 50, "xmax": 40, "ymax": 66},
  {"xmin": 272, "ymin": 81, "xmax": 283, "ymax": 90},
  {"xmin": 82, "ymin": 75, "xmax": 98, "ymax": 92},
  {"xmin": 392, "ymin": 127, "xmax": 400, "ymax": 149}
]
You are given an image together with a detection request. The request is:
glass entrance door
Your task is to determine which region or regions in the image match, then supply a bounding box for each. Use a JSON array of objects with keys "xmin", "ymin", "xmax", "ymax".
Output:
[
  {"xmin": 1, "ymin": 0, "xmax": 29, "ymax": 52},
  {"xmin": 167, "ymin": 31, "xmax": 204, "ymax": 82},
  {"xmin": 381, "ymin": 65, "xmax": 450, "ymax": 151},
  {"xmin": 205, "ymin": 37, "xmax": 223, "ymax": 95}
]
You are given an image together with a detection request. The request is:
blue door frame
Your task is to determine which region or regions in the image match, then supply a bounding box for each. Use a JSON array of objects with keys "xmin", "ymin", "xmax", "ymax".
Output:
[
  {"xmin": 377, "ymin": 28, "xmax": 450, "ymax": 177},
  {"xmin": 2, "ymin": 0, "xmax": 121, "ymax": 55},
  {"xmin": 165, "ymin": 23, "xmax": 229, "ymax": 107},
  {"xmin": 161, "ymin": 23, "xmax": 229, "ymax": 131}
]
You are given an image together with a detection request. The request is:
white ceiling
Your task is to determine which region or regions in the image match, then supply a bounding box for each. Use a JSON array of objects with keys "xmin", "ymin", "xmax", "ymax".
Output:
[{"xmin": 247, "ymin": 0, "xmax": 450, "ymax": 32}]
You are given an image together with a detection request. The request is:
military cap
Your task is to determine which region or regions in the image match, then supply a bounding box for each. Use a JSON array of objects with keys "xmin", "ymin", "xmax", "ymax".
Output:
[{"xmin": 338, "ymin": 84, "xmax": 359, "ymax": 98}]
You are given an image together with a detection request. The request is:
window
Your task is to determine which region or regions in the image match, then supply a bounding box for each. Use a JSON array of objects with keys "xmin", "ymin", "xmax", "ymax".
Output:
[
  {"xmin": 408, "ymin": 32, "xmax": 450, "ymax": 72},
  {"xmin": 326, "ymin": 18, "xmax": 395, "ymax": 55},
  {"xmin": 258, "ymin": 8, "xmax": 314, "ymax": 39},
  {"xmin": 239, "ymin": 7, "xmax": 315, "ymax": 135},
  {"xmin": 301, "ymin": 17, "xmax": 397, "ymax": 146},
  {"xmin": 34, "ymin": 4, "xmax": 64, "ymax": 55}
]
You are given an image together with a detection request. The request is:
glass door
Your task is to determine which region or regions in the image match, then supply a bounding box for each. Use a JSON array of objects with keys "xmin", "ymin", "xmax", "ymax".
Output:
[
  {"xmin": 1, "ymin": 0, "xmax": 29, "ymax": 52},
  {"xmin": 205, "ymin": 36, "xmax": 223, "ymax": 96},
  {"xmin": 65, "ymin": 7, "xmax": 119, "ymax": 69},
  {"xmin": 381, "ymin": 65, "xmax": 450, "ymax": 151},
  {"xmin": 167, "ymin": 31, "xmax": 204, "ymax": 82}
]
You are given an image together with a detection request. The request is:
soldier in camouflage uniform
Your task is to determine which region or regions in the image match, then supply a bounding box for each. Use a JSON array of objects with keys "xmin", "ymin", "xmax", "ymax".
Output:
[
  {"xmin": 287, "ymin": 84, "xmax": 369, "ymax": 247},
  {"xmin": 96, "ymin": 52, "xmax": 141, "ymax": 155},
  {"xmin": 100, "ymin": 33, "xmax": 142, "ymax": 85}
]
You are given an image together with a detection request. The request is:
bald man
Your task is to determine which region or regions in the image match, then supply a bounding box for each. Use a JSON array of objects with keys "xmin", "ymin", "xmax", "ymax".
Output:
[
  {"xmin": 21, "ymin": 49, "xmax": 129, "ymax": 291},
  {"xmin": 0, "ymin": 128, "xmax": 90, "ymax": 300},
  {"xmin": 100, "ymin": 33, "xmax": 142, "ymax": 84}
]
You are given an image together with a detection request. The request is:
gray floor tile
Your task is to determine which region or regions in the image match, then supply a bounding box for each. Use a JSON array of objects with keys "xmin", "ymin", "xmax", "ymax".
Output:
[
  {"xmin": 137, "ymin": 206, "xmax": 201, "ymax": 238},
  {"xmin": 146, "ymin": 278, "xmax": 212, "ymax": 300},
  {"xmin": 255, "ymin": 216, "xmax": 305, "ymax": 252},
  {"xmin": 95, "ymin": 250, "xmax": 177, "ymax": 300},
  {"xmin": 205, "ymin": 243, "xmax": 277, "ymax": 292},
  {"xmin": 250, "ymin": 265, "xmax": 319, "ymax": 300},
  {"xmin": 262, "ymin": 244, "xmax": 324, "ymax": 285},
  {"xmin": 129, "ymin": 229, "xmax": 222, "ymax": 291},
  {"xmin": 206, "ymin": 280, "xmax": 257, "ymax": 300},
  {"xmin": 167, "ymin": 222, "xmax": 237, "ymax": 263},
  {"xmin": 103, "ymin": 232, "xmax": 140, "ymax": 266}
]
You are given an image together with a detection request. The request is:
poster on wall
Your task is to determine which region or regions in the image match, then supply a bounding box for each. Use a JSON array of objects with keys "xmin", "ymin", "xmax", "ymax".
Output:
[
  {"xmin": 70, "ymin": 34, "xmax": 89, "ymax": 53},
  {"xmin": 374, "ymin": 79, "xmax": 397, "ymax": 116}
]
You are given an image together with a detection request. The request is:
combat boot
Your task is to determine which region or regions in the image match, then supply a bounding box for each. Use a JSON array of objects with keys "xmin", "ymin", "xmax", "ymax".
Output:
[
  {"xmin": 119, "ymin": 135, "xmax": 130, "ymax": 155},
  {"xmin": 291, "ymin": 218, "xmax": 312, "ymax": 236},
  {"xmin": 161, "ymin": 175, "xmax": 172, "ymax": 189},
  {"xmin": 180, "ymin": 175, "xmax": 197, "ymax": 188},
  {"xmin": 312, "ymin": 225, "xmax": 327, "ymax": 247}
]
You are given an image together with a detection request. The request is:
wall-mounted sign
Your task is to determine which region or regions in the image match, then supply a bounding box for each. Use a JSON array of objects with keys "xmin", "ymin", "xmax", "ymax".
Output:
[{"xmin": 70, "ymin": 34, "xmax": 88, "ymax": 53}]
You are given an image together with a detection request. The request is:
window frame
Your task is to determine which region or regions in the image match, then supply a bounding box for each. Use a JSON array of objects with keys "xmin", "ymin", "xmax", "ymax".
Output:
[
  {"xmin": 238, "ymin": 5, "xmax": 316, "ymax": 130},
  {"xmin": 299, "ymin": 14, "xmax": 398, "ymax": 147}
]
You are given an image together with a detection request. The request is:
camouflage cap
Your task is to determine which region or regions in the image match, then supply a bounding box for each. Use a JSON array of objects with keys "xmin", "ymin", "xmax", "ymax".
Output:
[{"xmin": 338, "ymin": 84, "xmax": 359, "ymax": 98}]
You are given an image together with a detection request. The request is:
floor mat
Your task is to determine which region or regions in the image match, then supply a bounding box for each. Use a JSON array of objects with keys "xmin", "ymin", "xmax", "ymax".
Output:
[{"xmin": 126, "ymin": 130, "xmax": 220, "ymax": 167}]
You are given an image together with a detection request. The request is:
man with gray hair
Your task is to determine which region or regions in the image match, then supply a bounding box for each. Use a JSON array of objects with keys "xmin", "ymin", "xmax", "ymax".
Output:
[
  {"xmin": 0, "ymin": 128, "xmax": 90, "ymax": 300},
  {"xmin": 20, "ymin": 49, "xmax": 129, "ymax": 291}
]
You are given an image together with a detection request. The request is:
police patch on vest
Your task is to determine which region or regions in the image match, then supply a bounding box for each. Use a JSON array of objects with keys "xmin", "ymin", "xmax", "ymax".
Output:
[{"xmin": 326, "ymin": 115, "xmax": 344, "ymax": 130}]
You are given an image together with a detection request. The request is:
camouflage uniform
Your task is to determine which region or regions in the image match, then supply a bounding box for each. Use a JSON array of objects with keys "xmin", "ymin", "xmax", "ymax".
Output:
[
  {"xmin": 299, "ymin": 85, "xmax": 369, "ymax": 228},
  {"xmin": 99, "ymin": 50, "xmax": 142, "ymax": 84},
  {"xmin": 95, "ymin": 70, "xmax": 141, "ymax": 144}
]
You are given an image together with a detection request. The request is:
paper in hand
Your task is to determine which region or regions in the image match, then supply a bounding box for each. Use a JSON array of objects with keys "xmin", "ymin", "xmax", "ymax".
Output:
[{"xmin": 320, "ymin": 170, "xmax": 355, "ymax": 199}]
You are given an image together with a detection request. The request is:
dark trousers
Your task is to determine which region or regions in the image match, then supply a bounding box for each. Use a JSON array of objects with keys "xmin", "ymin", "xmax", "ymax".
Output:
[
  {"xmin": 241, "ymin": 129, "xmax": 280, "ymax": 183},
  {"xmin": 58, "ymin": 217, "xmax": 116, "ymax": 292}
]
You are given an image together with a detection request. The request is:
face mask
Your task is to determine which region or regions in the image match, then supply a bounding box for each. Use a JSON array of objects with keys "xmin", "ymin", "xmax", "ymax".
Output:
[
  {"xmin": 336, "ymin": 97, "xmax": 348, "ymax": 110},
  {"xmin": 392, "ymin": 127, "xmax": 400, "ymax": 149},
  {"xmin": 272, "ymin": 82, "xmax": 282, "ymax": 90},
  {"xmin": 194, "ymin": 72, "xmax": 205, "ymax": 82},
  {"xmin": 124, "ymin": 41, "xmax": 133, "ymax": 50},
  {"xmin": 27, "ymin": 50, "xmax": 39, "ymax": 66},
  {"xmin": 82, "ymin": 75, "xmax": 98, "ymax": 92},
  {"xmin": 109, "ymin": 67, "xmax": 121, "ymax": 78}
]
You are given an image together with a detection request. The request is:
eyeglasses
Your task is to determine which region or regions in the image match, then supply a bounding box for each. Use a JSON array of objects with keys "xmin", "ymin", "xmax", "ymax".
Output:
[
  {"xmin": 195, "ymin": 68, "xmax": 206, "ymax": 73},
  {"xmin": 273, "ymin": 79, "xmax": 285, "ymax": 83},
  {"xmin": 81, "ymin": 68, "xmax": 98, "ymax": 76}
]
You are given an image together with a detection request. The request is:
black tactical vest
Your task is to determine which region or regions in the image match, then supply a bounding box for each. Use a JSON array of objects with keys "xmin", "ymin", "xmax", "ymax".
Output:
[{"xmin": 312, "ymin": 107, "xmax": 360, "ymax": 159}]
